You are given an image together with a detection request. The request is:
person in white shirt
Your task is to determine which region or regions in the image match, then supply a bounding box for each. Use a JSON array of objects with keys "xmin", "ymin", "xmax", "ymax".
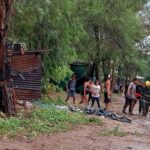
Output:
[{"xmin": 91, "ymin": 80, "xmax": 101, "ymax": 108}]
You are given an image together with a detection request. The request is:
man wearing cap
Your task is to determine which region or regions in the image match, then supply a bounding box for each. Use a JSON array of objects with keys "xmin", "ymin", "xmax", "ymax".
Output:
[{"xmin": 104, "ymin": 75, "xmax": 112, "ymax": 110}]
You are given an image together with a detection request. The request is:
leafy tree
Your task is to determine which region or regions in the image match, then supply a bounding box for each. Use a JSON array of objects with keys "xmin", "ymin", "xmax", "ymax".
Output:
[
  {"xmin": 75, "ymin": 0, "xmax": 146, "ymax": 81},
  {"xmin": 9, "ymin": 0, "xmax": 149, "ymax": 84},
  {"xmin": 10, "ymin": 0, "xmax": 83, "ymax": 82}
]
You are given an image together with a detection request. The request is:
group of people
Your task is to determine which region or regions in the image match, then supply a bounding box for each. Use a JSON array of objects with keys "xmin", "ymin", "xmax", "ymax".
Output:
[
  {"xmin": 122, "ymin": 78, "xmax": 150, "ymax": 115},
  {"xmin": 65, "ymin": 74, "xmax": 150, "ymax": 115},
  {"xmin": 122, "ymin": 78, "xmax": 138, "ymax": 115},
  {"xmin": 65, "ymin": 74, "xmax": 112, "ymax": 110}
]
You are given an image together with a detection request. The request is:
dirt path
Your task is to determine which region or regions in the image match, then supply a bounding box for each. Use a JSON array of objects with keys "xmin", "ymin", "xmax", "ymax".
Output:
[{"xmin": 0, "ymin": 94, "xmax": 150, "ymax": 150}]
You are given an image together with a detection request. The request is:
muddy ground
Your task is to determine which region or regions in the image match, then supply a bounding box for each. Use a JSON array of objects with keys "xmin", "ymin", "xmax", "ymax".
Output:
[{"xmin": 0, "ymin": 94, "xmax": 150, "ymax": 150}]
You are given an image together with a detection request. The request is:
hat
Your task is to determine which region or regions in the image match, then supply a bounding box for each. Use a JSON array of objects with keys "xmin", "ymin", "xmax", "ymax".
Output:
[
  {"xmin": 107, "ymin": 74, "xmax": 111, "ymax": 79},
  {"xmin": 145, "ymin": 81, "xmax": 150, "ymax": 86}
]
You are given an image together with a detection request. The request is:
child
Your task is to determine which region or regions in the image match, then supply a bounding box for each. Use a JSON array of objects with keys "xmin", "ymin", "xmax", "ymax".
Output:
[
  {"xmin": 66, "ymin": 74, "xmax": 76, "ymax": 104},
  {"xmin": 91, "ymin": 80, "xmax": 101, "ymax": 109}
]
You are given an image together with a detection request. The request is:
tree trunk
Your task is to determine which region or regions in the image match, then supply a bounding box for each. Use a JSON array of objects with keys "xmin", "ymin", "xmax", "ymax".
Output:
[
  {"xmin": 28, "ymin": 37, "xmax": 31, "ymax": 50},
  {"xmin": 0, "ymin": 4, "xmax": 5, "ymax": 78},
  {"xmin": 111, "ymin": 61, "xmax": 116, "ymax": 90},
  {"xmin": 92, "ymin": 62, "xmax": 99, "ymax": 80},
  {"xmin": 93, "ymin": 25, "xmax": 102, "ymax": 80}
]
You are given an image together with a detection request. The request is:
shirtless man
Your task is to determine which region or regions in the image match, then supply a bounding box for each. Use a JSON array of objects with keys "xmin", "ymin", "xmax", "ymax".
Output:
[
  {"xmin": 104, "ymin": 75, "xmax": 112, "ymax": 110},
  {"xmin": 79, "ymin": 78, "xmax": 93, "ymax": 105}
]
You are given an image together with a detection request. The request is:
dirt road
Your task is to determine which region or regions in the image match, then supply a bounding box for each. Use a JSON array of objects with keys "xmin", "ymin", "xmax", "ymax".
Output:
[{"xmin": 0, "ymin": 94, "xmax": 150, "ymax": 150}]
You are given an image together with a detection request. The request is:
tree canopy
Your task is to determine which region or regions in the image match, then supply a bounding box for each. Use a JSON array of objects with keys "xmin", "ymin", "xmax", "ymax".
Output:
[{"xmin": 9, "ymin": 0, "xmax": 150, "ymax": 82}]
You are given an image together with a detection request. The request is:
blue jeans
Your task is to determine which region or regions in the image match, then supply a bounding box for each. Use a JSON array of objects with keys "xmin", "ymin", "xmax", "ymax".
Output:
[{"xmin": 91, "ymin": 97, "xmax": 100, "ymax": 108}]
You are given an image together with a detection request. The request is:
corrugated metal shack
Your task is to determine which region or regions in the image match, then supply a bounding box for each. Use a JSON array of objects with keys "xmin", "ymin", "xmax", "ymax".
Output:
[{"xmin": 8, "ymin": 50, "xmax": 42, "ymax": 102}]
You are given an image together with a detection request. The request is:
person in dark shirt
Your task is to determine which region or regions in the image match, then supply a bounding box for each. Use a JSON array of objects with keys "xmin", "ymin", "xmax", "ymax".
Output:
[
  {"xmin": 132, "ymin": 82, "xmax": 145, "ymax": 110},
  {"xmin": 144, "ymin": 82, "xmax": 150, "ymax": 95},
  {"xmin": 66, "ymin": 74, "xmax": 76, "ymax": 104},
  {"xmin": 136, "ymin": 84, "xmax": 144, "ymax": 98}
]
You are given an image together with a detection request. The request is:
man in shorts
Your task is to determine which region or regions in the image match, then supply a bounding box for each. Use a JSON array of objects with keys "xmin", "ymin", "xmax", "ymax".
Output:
[
  {"xmin": 104, "ymin": 75, "xmax": 112, "ymax": 110},
  {"xmin": 66, "ymin": 74, "xmax": 76, "ymax": 104}
]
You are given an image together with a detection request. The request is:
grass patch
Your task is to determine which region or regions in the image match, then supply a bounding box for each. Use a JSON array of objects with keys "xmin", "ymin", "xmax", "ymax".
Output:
[
  {"xmin": 0, "ymin": 107, "xmax": 102, "ymax": 138},
  {"xmin": 89, "ymin": 117, "xmax": 103, "ymax": 125},
  {"xmin": 98, "ymin": 126, "xmax": 127, "ymax": 137}
]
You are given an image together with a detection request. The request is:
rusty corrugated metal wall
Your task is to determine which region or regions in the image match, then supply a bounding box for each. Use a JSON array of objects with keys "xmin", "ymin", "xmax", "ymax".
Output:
[{"xmin": 10, "ymin": 53, "xmax": 42, "ymax": 101}]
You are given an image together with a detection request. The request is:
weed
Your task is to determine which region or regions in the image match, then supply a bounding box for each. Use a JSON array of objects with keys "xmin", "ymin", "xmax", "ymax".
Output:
[
  {"xmin": 99, "ymin": 126, "xmax": 127, "ymax": 137},
  {"xmin": 132, "ymin": 131, "xmax": 140, "ymax": 136},
  {"xmin": 42, "ymin": 96, "xmax": 66, "ymax": 105},
  {"xmin": 88, "ymin": 117, "xmax": 103, "ymax": 125}
]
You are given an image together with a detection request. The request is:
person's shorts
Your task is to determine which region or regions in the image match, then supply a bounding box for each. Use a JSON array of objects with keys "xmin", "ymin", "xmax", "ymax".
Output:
[
  {"xmin": 68, "ymin": 90, "xmax": 76, "ymax": 97},
  {"xmin": 104, "ymin": 91, "xmax": 111, "ymax": 104}
]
